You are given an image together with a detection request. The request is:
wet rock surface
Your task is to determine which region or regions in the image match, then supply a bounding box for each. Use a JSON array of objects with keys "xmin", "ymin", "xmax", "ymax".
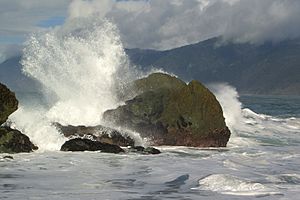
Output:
[
  {"xmin": 128, "ymin": 146, "xmax": 161, "ymax": 154},
  {"xmin": 104, "ymin": 73, "xmax": 231, "ymax": 147},
  {"xmin": 3, "ymin": 155, "xmax": 14, "ymax": 159},
  {"xmin": 0, "ymin": 127, "xmax": 38, "ymax": 153},
  {"xmin": 60, "ymin": 138, "xmax": 125, "ymax": 153},
  {"xmin": 55, "ymin": 123, "xmax": 135, "ymax": 147},
  {"xmin": 0, "ymin": 83, "xmax": 18, "ymax": 125}
]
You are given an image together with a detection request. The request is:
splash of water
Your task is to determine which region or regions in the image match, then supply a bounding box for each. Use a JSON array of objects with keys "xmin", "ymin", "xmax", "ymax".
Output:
[
  {"xmin": 9, "ymin": 17, "xmax": 137, "ymax": 151},
  {"xmin": 209, "ymin": 83, "xmax": 300, "ymax": 148},
  {"xmin": 208, "ymin": 83, "xmax": 243, "ymax": 132},
  {"xmin": 22, "ymin": 19, "xmax": 133, "ymax": 125}
]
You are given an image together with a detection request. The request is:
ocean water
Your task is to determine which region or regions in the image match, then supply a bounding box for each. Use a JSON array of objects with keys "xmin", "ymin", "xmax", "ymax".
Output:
[
  {"xmin": 1, "ymin": 94, "xmax": 300, "ymax": 200},
  {"xmin": 1, "ymin": 17, "xmax": 300, "ymax": 200}
]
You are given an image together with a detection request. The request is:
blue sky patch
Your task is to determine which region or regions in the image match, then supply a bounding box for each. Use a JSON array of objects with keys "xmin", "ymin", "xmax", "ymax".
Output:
[
  {"xmin": 37, "ymin": 16, "xmax": 65, "ymax": 28},
  {"xmin": 0, "ymin": 36, "xmax": 24, "ymax": 44}
]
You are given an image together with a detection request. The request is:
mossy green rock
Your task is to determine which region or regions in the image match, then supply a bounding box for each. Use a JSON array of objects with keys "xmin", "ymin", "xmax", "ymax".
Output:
[
  {"xmin": 104, "ymin": 73, "xmax": 231, "ymax": 147},
  {"xmin": 0, "ymin": 83, "xmax": 18, "ymax": 125},
  {"xmin": 0, "ymin": 127, "xmax": 38, "ymax": 153}
]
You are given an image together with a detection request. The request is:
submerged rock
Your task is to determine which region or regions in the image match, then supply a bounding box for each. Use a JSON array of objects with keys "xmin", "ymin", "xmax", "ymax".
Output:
[
  {"xmin": 55, "ymin": 123, "xmax": 135, "ymax": 147},
  {"xmin": 3, "ymin": 155, "xmax": 14, "ymax": 159},
  {"xmin": 144, "ymin": 147, "xmax": 161, "ymax": 154},
  {"xmin": 0, "ymin": 127, "xmax": 38, "ymax": 153},
  {"xmin": 60, "ymin": 138, "xmax": 124, "ymax": 153},
  {"xmin": 0, "ymin": 83, "xmax": 18, "ymax": 125},
  {"xmin": 104, "ymin": 73, "xmax": 231, "ymax": 147},
  {"xmin": 128, "ymin": 146, "xmax": 161, "ymax": 154},
  {"xmin": 130, "ymin": 146, "xmax": 145, "ymax": 152}
]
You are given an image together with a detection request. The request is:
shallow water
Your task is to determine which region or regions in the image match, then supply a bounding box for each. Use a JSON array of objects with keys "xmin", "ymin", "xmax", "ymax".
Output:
[{"xmin": 1, "ymin": 95, "xmax": 300, "ymax": 200}]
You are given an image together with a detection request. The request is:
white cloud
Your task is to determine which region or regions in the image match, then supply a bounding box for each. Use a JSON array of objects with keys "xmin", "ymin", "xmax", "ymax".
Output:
[
  {"xmin": 68, "ymin": 0, "xmax": 299, "ymax": 50},
  {"xmin": 219, "ymin": 0, "xmax": 300, "ymax": 44},
  {"xmin": 0, "ymin": 0, "xmax": 300, "ymax": 51},
  {"xmin": 67, "ymin": 0, "xmax": 113, "ymax": 20}
]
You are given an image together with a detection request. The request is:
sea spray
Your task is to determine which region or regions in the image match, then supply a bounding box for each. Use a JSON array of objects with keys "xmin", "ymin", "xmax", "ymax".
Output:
[
  {"xmin": 9, "ymin": 106, "xmax": 66, "ymax": 151},
  {"xmin": 209, "ymin": 83, "xmax": 300, "ymax": 148},
  {"xmin": 9, "ymin": 17, "xmax": 138, "ymax": 151},
  {"xmin": 208, "ymin": 83, "xmax": 243, "ymax": 132},
  {"xmin": 22, "ymin": 19, "xmax": 135, "ymax": 125},
  {"xmin": 208, "ymin": 83, "xmax": 260, "ymax": 147}
]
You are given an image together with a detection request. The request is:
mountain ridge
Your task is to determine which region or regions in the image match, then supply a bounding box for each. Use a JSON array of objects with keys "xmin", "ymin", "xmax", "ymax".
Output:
[
  {"xmin": 1, "ymin": 37, "xmax": 299, "ymax": 95},
  {"xmin": 126, "ymin": 37, "xmax": 300, "ymax": 95}
]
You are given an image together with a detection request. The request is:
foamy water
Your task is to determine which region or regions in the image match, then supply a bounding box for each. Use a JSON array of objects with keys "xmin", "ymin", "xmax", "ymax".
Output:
[{"xmin": 4, "ymin": 81, "xmax": 300, "ymax": 200}]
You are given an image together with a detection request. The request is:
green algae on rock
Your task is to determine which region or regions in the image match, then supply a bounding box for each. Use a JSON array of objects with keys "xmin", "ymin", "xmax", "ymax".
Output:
[
  {"xmin": 104, "ymin": 73, "xmax": 231, "ymax": 147},
  {"xmin": 0, "ymin": 83, "xmax": 18, "ymax": 125},
  {"xmin": 0, "ymin": 127, "xmax": 38, "ymax": 153}
]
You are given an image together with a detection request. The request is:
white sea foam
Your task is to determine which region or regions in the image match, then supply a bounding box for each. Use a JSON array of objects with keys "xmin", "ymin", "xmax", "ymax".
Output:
[
  {"xmin": 209, "ymin": 83, "xmax": 300, "ymax": 148},
  {"xmin": 195, "ymin": 174, "xmax": 280, "ymax": 196}
]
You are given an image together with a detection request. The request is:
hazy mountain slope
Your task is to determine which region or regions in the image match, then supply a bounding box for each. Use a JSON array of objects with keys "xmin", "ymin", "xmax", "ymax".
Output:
[
  {"xmin": 0, "ymin": 56, "xmax": 40, "ymax": 93},
  {"xmin": 0, "ymin": 38, "xmax": 299, "ymax": 95},
  {"xmin": 126, "ymin": 38, "xmax": 300, "ymax": 95}
]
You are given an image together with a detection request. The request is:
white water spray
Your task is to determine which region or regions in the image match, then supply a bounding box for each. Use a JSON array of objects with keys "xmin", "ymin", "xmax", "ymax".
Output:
[
  {"xmin": 22, "ymin": 19, "xmax": 133, "ymax": 125},
  {"xmin": 209, "ymin": 83, "xmax": 300, "ymax": 148},
  {"xmin": 9, "ymin": 17, "xmax": 137, "ymax": 151},
  {"xmin": 208, "ymin": 83, "xmax": 243, "ymax": 132}
]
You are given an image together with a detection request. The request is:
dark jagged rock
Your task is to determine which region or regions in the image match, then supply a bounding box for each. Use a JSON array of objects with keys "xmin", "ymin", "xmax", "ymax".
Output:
[
  {"xmin": 0, "ymin": 127, "xmax": 38, "ymax": 153},
  {"xmin": 104, "ymin": 73, "xmax": 231, "ymax": 147},
  {"xmin": 60, "ymin": 138, "xmax": 125, "ymax": 153},
  {"xmin": 55, "ymin": 123, "xmax": 135, "ymax": 147},
  {"xmin": 144, "ymin": 147, "xmax": 161, "ymax": 154},
  {"xmin": 130, "ymin": 146, "xmax": 145, "ymax": 152},
  {"xmin": 3, "ymin": 155, "xmax": 13, "ymax": 159},
  {"xmin": 128, "ymin": 146, "xmax": 161, "ymax": 154},
  {"xmin": 0, "ymin": 83, "xmax": 18, "ymax": 125},
  {"xmin": 0, "ymin": 83, "xmax": 38, "ymax": 153}
]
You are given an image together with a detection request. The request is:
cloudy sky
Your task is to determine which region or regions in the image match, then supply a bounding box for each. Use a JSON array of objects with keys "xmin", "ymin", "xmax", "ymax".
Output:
[{"xmin": 1, "ymin": 0, "xmax": 300, "ymax": 61}]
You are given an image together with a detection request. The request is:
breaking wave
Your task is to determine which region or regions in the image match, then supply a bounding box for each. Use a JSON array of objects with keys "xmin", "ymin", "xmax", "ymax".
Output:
[{"xmin": 9, "ymin": 17, "xmax": 137, "ymax": 151}]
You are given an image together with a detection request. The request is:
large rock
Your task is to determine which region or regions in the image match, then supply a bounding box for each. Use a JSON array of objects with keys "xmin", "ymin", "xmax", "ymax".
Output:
[
  {"xmin": 55, "ymin": 123, "xmax": 135, "ymax": 147},
  {"xmin": 0, "ymin": 127, "xmax": 38, "ymax": 153},
  {"xmin": 103, "ymin": 73, "xmax": 231, "ymax": 147},
  {"xmin": 0, "ymin": 83, "xmax": 18, "ymax": 125},
  {"xmin": 60, "ymin": 138, "xmax": 124, "ymax": 153}
]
